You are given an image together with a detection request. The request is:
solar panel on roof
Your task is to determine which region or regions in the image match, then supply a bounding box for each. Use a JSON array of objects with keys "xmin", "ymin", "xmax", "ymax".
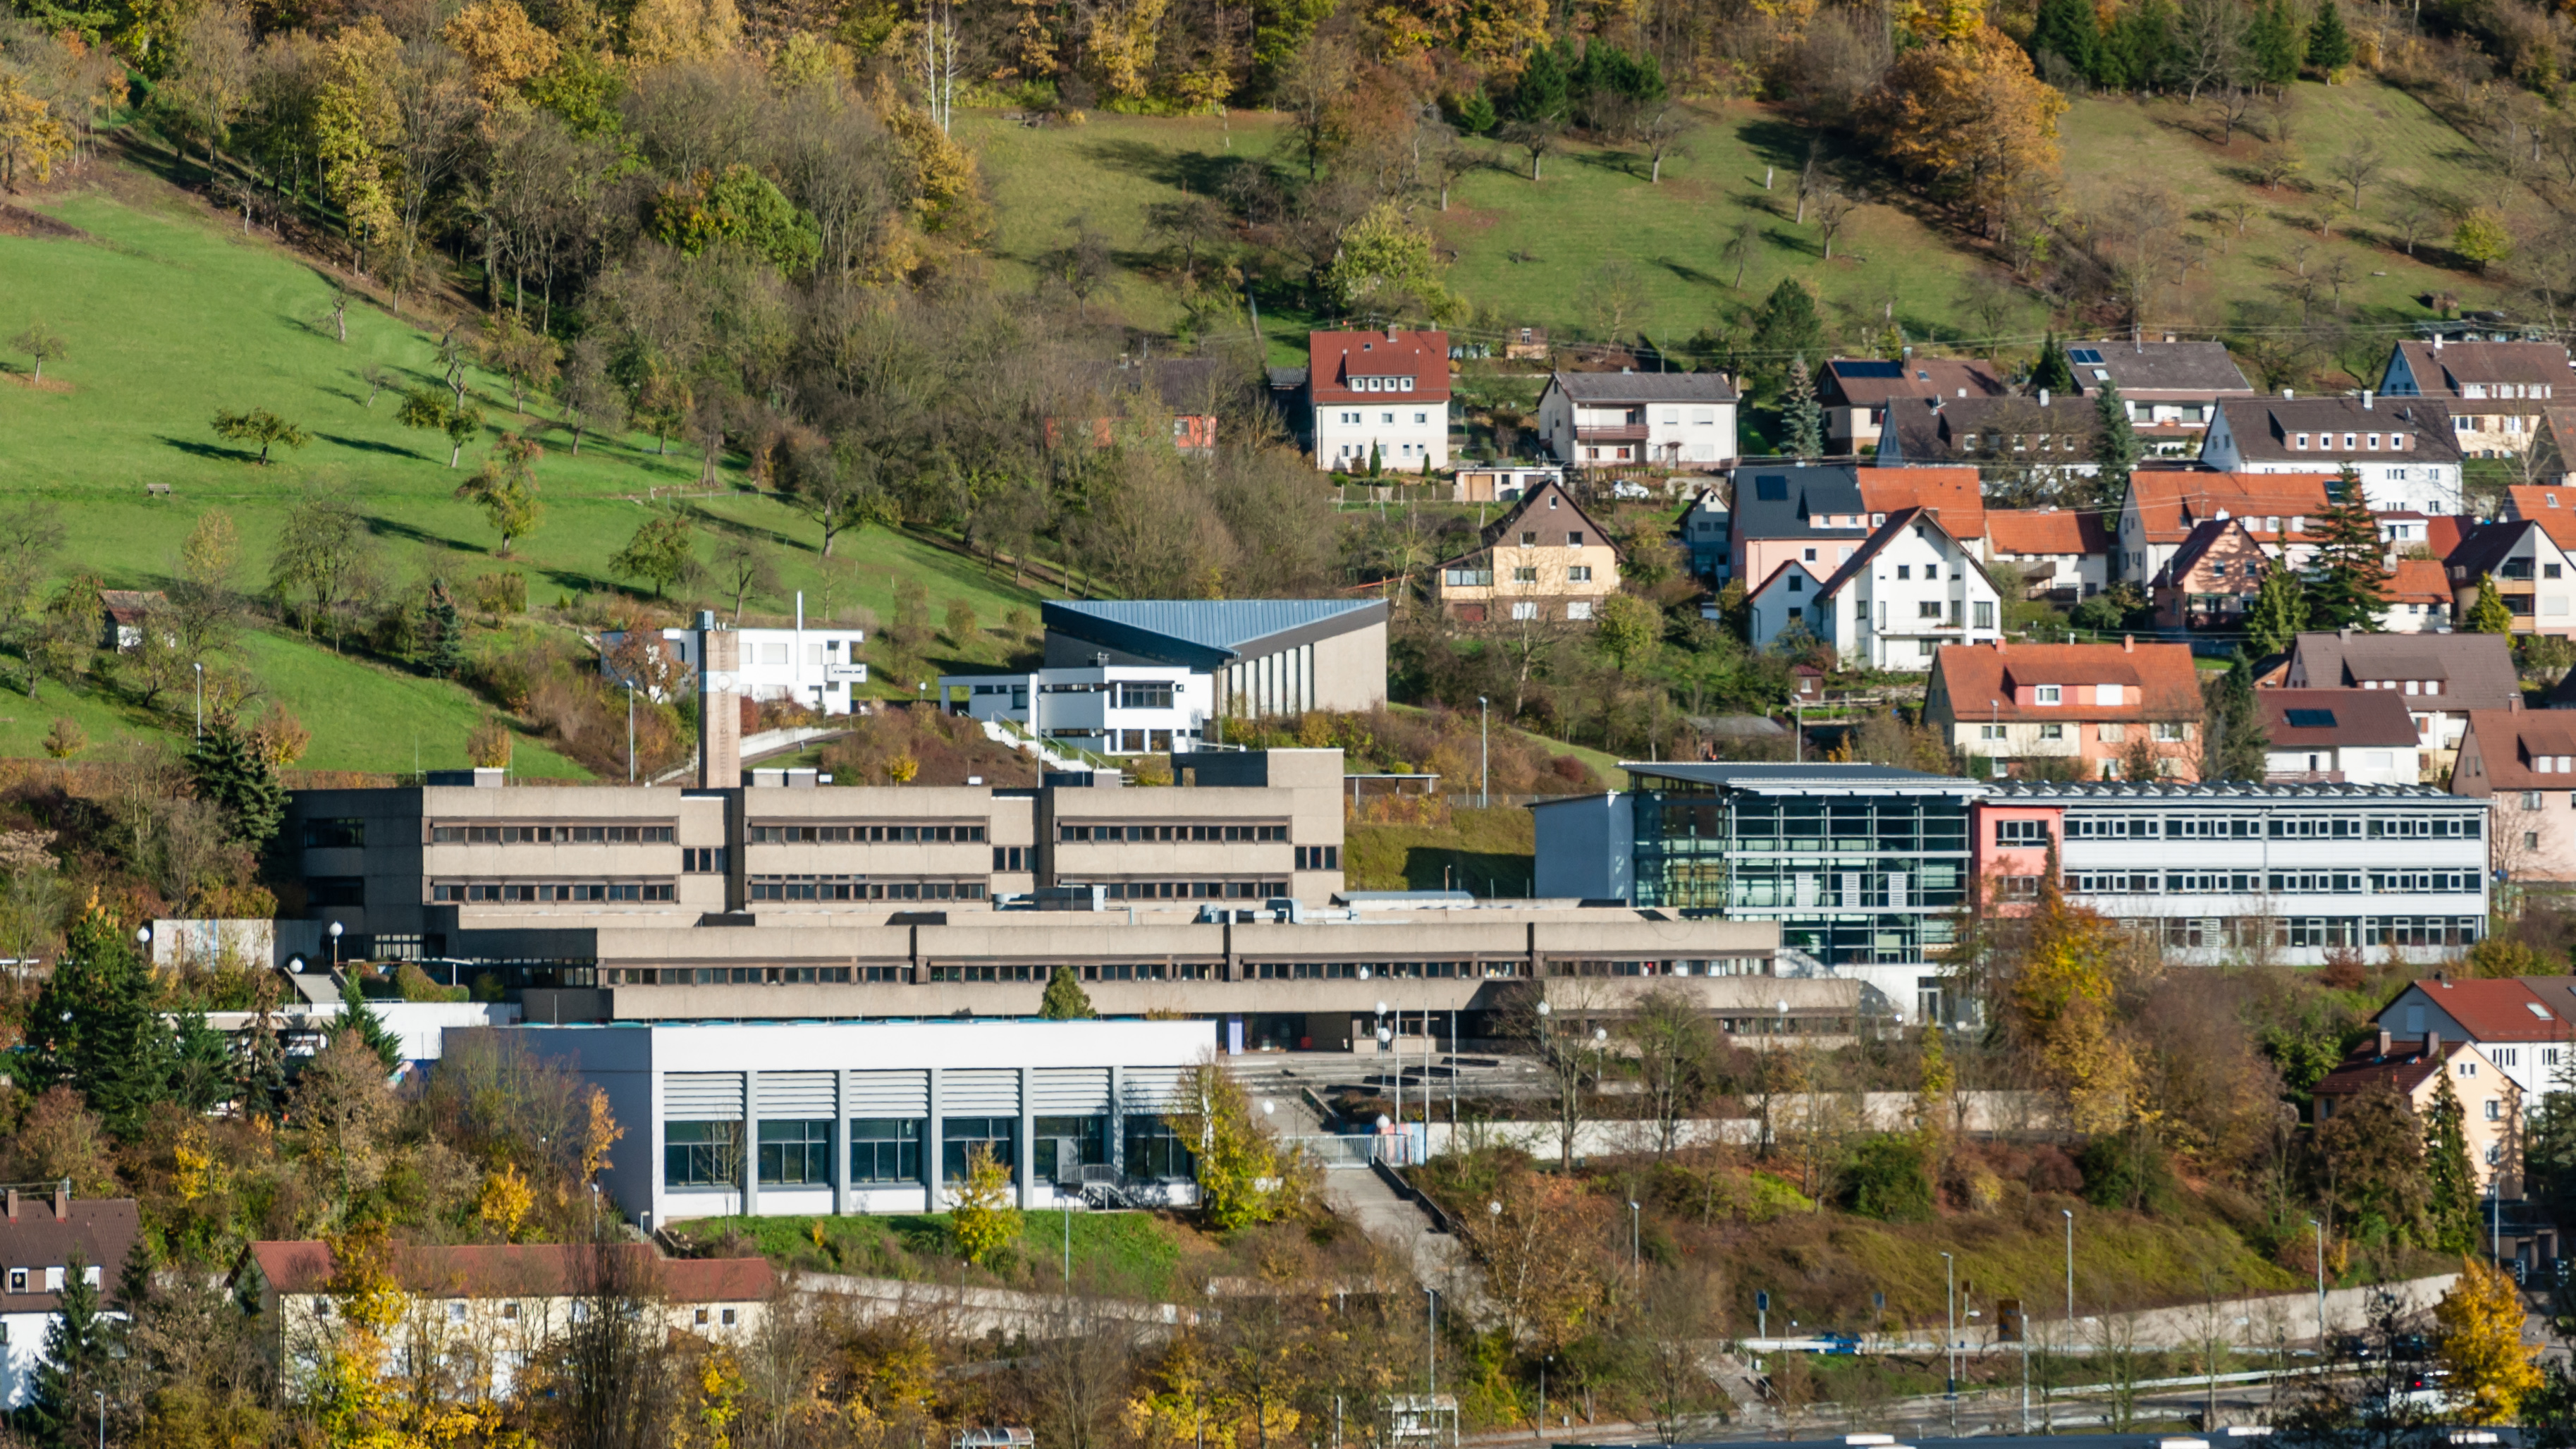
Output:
[
  {"xmin": 2286, "ymin": 709, "xmax": 2337, "ymax": 728},
  {"xmin": 1755, "ymin": 475, "xmax": 1789, "ymax": 501},
  {"xmin": 2069, "ymin": 347, "xmax": 2105, "ymax": 365},
  {"xmin": 1839, "ymin": 361, "xmax": 1904, "ymax": 379}
]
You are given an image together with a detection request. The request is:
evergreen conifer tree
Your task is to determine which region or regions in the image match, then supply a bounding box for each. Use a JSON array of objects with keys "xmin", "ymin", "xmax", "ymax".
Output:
[
  {"xmin": 1038, "ymin": 965, "xmax": 1096, "ymax": 1020},
  {"xmin": 2424, "ymin": 1068, "xmax": 2482, "ymax": 1254},
  {"xmin": 2304, "ymin": 468, "xmax": 2393, "ymax": 630},
  {"xmin": 21, "ymin": 907, "xmax": 173, "ymax": 1137},
  {"xmin": 427, "ymin": 578, "xmax": 464, "ymax": 678},
  {"xmin": 2198, "ymin": 652, "xmax": 2269, "ymax": 781},
  {"xmin": 186, "ymin": 720, "xmax": 286, "ymax": 850},
  {"xmin": 1750, "ymin": 279, "xmax": 1824, "ymax": 388},
  {"xmin": 1782, "ymin": 355, "xmax": 1826, "ymax": 459},
  {"xmin": 2030, "ymin": 332, "xmax": 2075, "ymax": 394},
  {"xmin": 2306, "ymin": 0, "xmax": 2354, "ymax": 75},
  {"xmin": 2244, "ymin": 564, "xmax": 2311, "ymax": 657},
  {"xmin": 338, "ymin": 992, "xmax": 405, "ymax": 1072},
  {"xmin": 2248, "ymin": 0, "xmax": 2305, "ymax": 87},
  {"xmin": 2091, "ymin": 378, "xmax": 2141, "ymax": 509},
  {"xmin": 23, "ymin": 1247, "xmax": 109, "ymax": 1449},
  {"xmin": 2030, "ymin": 0, "xmax": 2100, "ymax": 78},
  {"xmin": 2469, "ymin": 574, "xmax": 2513, "ymax": 634}
]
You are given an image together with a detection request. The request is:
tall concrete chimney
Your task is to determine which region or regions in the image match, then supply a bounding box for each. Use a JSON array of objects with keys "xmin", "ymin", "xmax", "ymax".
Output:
[{"xmin": 696, "ymin": 610, "xmax": 741, "ymax": 790}]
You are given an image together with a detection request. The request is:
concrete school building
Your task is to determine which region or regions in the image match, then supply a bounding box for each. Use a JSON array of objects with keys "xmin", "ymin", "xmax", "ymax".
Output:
[{"xmin": 462, "ymin": 1018, "xmax": 1216, "ymax": 1225}]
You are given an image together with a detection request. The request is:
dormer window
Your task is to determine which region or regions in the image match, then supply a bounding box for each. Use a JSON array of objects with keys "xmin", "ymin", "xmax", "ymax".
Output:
[
  {"xmin": 2035, "ymin": 685, "xmax": 2062, "ymax": 705},
  {"xmin": 2295, "ymin": 434, "xmax": 2309, "ymax": 448},
  {"xmin": 2367, "ymin": 434, "xmax": 2381, "ymax": 450},
  {"xmin": 1399, "ymin": 377, "xmax": 1414, "ymax": 392}
]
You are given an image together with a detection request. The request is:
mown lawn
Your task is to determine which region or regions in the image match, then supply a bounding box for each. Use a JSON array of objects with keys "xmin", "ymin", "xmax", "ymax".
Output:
[
  {"xmin": 0, "ymin": 170, "xmax": 1065, "ymax": 770},
  {"xmin": 683, "ymin": 1208, "xmax": 1200, "ymax": 1299}
]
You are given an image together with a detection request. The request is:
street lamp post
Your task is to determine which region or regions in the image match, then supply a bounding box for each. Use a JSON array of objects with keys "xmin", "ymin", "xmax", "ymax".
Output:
[
  {"xmin": 1539, "ymin": 1354, "xmax": 1552, "ymax": 1441},
  {"xmin": 1626, "ymin": 1200, "xmax": 1640, "ymax": 1276},
  {"xmin": 2062, "ymin": 1207, "xmax": 2075, "ymax": 1323},
  {"xmin": 627, "ymin": 682, "xmax": 637, "ymax": 783},
  {"xmin": 1941, "ymin": 1250, "xmax": 1958, "ymax": 1426},
  {"xmin": 2307, "ymin": 1216, "xmax": 2326, "ymax": 1345},
  {"xmin": 1478, "ymin": 697, "xmax": 1489, "ymax": 809},
  {"xmin": 193, "ymin": 661, "xmax": 203, "ymax": 741},
  {"xmin": 1424, "ymin": 1285, "xmax": 1438, "ymax": 1399},
  {"xmin": 328, "ymin": 919, "xmax": 343, "ymax": 974}
]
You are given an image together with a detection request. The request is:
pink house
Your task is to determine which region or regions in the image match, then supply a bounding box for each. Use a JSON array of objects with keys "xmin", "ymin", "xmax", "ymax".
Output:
[{"xmin": 1971, "ymin": 800, "xmax": 2061, "ymax": 914}]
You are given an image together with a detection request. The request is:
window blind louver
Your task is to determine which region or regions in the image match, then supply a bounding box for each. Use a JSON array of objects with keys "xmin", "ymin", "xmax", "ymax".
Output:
[
  {"xmin": 845, "ymin": 1070, "xmax": 931, "ymax": 1116},
  {"xmin": 1120, "ymin": 1068, "xmax": 1189, "ymax": 1115},
  {"xmin": 663, "ymin": 1072, "xmax": 744, "ymax": 1119},
  {"xmin": 941, "ymin": 1069, "xmax": 1019, "ymax": 1115},
  {"xmin": 758, "ymin": 1071, "xmax": 837, "ymax": 1115},
  {"xmin": 1031, "ymin": 1068, "xmax": 1111, "ymax": 1113}
]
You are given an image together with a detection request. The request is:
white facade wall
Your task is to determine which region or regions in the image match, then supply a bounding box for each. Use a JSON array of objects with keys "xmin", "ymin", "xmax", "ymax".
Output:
[
  {"xmin": 1533, "ymin": 387, "xmax": 1737, "ymax": 467},
  {"xmin": 606, "ymin": 626, "xmax": 871, "ymax": 716},
  {"xmin": 2201, "ymin": 410, "xmax": 2464, "ymax": 515},
  {"xmin": 489, "ymin": 1020, "xmax": 1216, "ymax": 1228},
  {"xmin": 1316, "ymin": 398, "xmax": 1449, "ymax": 472},
  {"xmin": 2380, "ymin": 984, "xmax": 2563, "ymax": 1106},
  {"xmin": 2053, "ymin": 799, "xmax": 2489, "ymax": 966},
  {"xmin": 1822, "ymin": 525, "xmax": 2004, "ymax": 671},
  {"xmin": 2262, "ymin": 743, "xmax": 2424, "ymax": 785},
  {"xmin": 942, "ymin": 667, "xmax": 1214, "ymax": 754}
]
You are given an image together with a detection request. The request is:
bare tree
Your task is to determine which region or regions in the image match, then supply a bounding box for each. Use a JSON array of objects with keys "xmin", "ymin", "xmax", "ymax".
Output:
[
  {"xmin": 2329, "ymin": 141, "xmax": 2384, "ymax": 209},
  {"xmin": 1626, "ymin": 987, "xmax": 1717, "ymax": 1159},
  {"xmin": 1813, "ymin": 188, "xmax": 1857, "ymax": 259},
  {"xmin": 1720, "ymin": 216, "xmax": 1760, "ymax": 288},
  {"xmin": 553, "ymin": 1231, "xmax": 668, "ymax": 1449},
  {"xmin": 1642, "ymin": 107, "xmax": 1688, "ymax": 183},
  {"xmin": 1633, "ymin": 1266, "xmax": 1731, "ymax": 1444}
]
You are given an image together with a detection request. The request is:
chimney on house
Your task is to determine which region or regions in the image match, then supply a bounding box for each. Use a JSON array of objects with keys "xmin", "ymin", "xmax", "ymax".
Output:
[
  {"xmin": 1956, "ymin": 387, "xmax": 1967, "ymax": 398},
  {"xmin": 2427, "ymin": 1028, "xmax": 2441, "ymax": 1056},
  {"xmin": 2283, "ymin": 389, "xmax": 2295, "ymax": 400},
  {"xmin": 5, "ymin": 1189, "xmax": 17, "ymax": 1223},
  {"xmin": 51, "ymin": 1183, "xmax": 66, "ymax": 1223},
  {"xmin": 2123, "ymin": 634, "xmax": 2135, "ymax": 652},
  {"xmin": 696, "ymin": 610, "xmax": 741, "ymax": 790},
  {"xmin": 2435, "ymin": 334, "xmax": 2445, "ymax": 351},
  {"xmin": 2039, "ymin": 388, "xmax": 2052, "ymax": 408},
  {"xmin": 2377, "ymin": 1027, "xmax": 2392, "ymax": 1057},
  {"xmin": 2363, "ymin": 390, "xmax": 2375, "ymax": 410}
]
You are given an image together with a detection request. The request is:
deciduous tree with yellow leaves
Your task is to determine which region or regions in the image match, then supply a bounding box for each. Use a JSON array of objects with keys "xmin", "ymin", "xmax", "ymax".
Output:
[
  {"xmin": 2001, "ymin": 875, "xmax": 2143, "ymax": 1134},
  {"xmin": 1859, "ymin": 0, "xmax": 2067, "ymax": 240},
  {"xmin": 2435, "ymin": 1257, "xmax": 2541, "ymax": 1424}
]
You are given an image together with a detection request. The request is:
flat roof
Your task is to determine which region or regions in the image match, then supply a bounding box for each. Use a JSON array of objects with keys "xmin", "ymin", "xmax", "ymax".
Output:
[
  {"xmin": 1043, "ymin": 599, "xmax": 1387, "ymax": 667},
  {"xmin": 1624, "ymin": 762, "xmax": 1986, "ymax": 795},
  {"xmin": 1987, "ymin": 781, "xmax": 2483, "ymax": 804}
]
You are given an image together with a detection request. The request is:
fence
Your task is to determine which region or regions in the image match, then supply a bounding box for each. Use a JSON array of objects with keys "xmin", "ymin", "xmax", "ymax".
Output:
[{"xmin": 1282, "ymin": 1133, "xmax": 1411, "ymax": 1169}]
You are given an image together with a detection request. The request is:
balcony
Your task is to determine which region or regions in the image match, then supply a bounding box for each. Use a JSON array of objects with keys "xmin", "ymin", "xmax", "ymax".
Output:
[{"xmin": 1574, "ymin": 424, "xmax": 1649, "ymax": 443}]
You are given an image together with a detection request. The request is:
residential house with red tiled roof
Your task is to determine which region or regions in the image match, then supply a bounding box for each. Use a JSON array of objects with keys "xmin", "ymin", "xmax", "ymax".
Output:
[
  {"xmin": 2112, "ymin": 471, "xmax": 2336, "ymax": 587},
  {"xmin": 2374, "ymin": 974, "xmax": 2576, "ymax": 1109},
  {"xmin": 2381, "ymin": 558, "xmax": 2453, "ymax": 634},
  {"xmin": 1923, "ymin": 637, "xmax": 2203, "ymax": 780},
  {"xmin": 1308, "ymin": 329, "xmax": 1449, "ymax": 473},
  {"xmin": 1856, "ymin": 466, "xmax": 1986, "ymax": 546},
  {"xmin": 2503, "ymin": 484, "xmax": 2576, "ymax": 549},
  {"xmin": 1983, "ymin": 508, "xmax": 2114, "ymax": 601},
  {"xmin": 2257, "ymin": 688, "xmax": 2422, "ymax": 784},
  {"xmin": 2311, "ymin": 1028, "xmax": 2519, "ymax": 1190},
  {"xmin": 2452, "ymin": 710, "xmax": 2576, "ymax": 885},
  {"xmin": 2148, "ymin": 518, "xmax": 2274, "ymax": 631},
  {"xmin": 234, "ymin": 1240, "xmax": 774, "ymax": 1395}
]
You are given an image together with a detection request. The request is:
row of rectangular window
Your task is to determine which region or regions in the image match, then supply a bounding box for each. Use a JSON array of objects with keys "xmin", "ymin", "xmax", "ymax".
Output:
[
  {"xmin": 2062, "ymin": 815, "xmax": 2476, "ymax": 840},
  {"xmin": 2061, "ymin": 869, "xmax": 2479, "ymax": 894},
  {"xmin": 608, "ymin": 966, "xmax": 910, "ymax": 985},
  {"xmin": 1294, "ymin": 845, "xmax": 1339, "ymax": 869},
  {"xmin": 431, "ymin": 824, "xmax": 677, "ymax": 843},
  {"xmin": 1057, "ymin": 824, "xmax": 1289, "ymax": 843},
  {"xmin": 1086, "ymin": 880, "xmax": 1290, "ymax": 900},
  {"xmin": 2108, "ymin": 916, "xmax": 2484, "ymax": 948},
  {"xmin": 749, "ymin": 824, "xmax": 988, "ymax": 843},
  {"xmin": 432, "ymin": 882, "xmax": 675, "ymax": 903},
  {"xmin": 663, "ymin": 1115, "xmax": 1194, "ymax": 1190},
  {"xmin": 747, "ymin": 878, "xmax": 988, "ymax": 901}
]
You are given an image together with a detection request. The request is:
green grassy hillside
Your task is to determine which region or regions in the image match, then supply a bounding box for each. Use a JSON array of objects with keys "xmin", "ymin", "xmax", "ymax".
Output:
[
  {"xmin": 969, "ymin": 79, "xmax": 2518, "ymax": 361},
  {"xmin": 0, "ymin": 176, "xmax": 1062, "ymax": 771}
]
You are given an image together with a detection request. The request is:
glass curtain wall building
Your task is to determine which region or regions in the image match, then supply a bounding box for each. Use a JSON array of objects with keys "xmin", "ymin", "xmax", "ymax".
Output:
[{"xmin": 1624, "ymin": 764, "xmax": 1982, "ymax": 1012}]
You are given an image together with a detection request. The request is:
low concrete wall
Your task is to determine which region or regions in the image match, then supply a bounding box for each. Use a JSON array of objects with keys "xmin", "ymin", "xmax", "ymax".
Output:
[{"xmin": 1426, "ymin": 1091, "xmax": 2053, "ymax": 1161}]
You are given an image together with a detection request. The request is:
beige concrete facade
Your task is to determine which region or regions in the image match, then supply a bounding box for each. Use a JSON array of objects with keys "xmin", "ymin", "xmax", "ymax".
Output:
[{"xmin": 284, "ymin": 751, "xmax": 1350, "ymax": 952}]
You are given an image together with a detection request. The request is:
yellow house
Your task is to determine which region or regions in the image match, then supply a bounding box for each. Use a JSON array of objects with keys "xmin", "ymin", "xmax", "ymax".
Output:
[
  {"xmin": 1433, "ymin": 480, "xmax": 1623, "ymax": 623},
  {"xmin": 2312, "ymin": 1033, "xmax": 2521, "ymax": 1192}
]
